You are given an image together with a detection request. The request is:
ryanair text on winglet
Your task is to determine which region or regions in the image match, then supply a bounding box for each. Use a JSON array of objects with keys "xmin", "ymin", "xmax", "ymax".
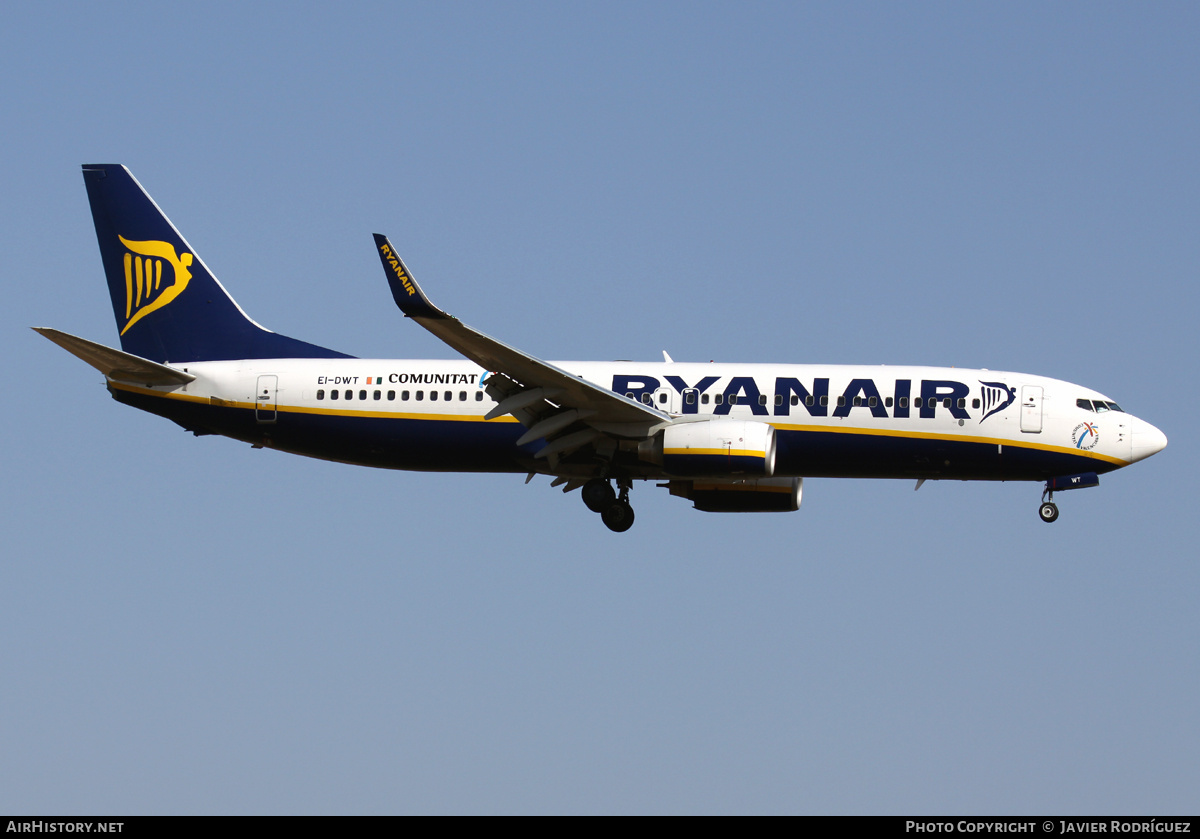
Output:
[{"xmin": 380, "ymin": 242, "xmax": 417, "ymax": 297}]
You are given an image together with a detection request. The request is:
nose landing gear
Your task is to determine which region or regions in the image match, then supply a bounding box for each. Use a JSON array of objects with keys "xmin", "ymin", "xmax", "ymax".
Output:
[
  {"xmin": 1038, "ymin": 472, "xmax": 1100, "ymax": 523},
  {"xmin": 1039, "ymin": 485, "xmax": 1060, "ymax": 523},
  {"xmin": 583, "ymin": 477, "xmax": 635, "ymax": 532}
]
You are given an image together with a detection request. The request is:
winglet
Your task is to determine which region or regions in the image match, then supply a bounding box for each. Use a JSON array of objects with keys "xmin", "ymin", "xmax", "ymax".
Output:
[{"xmin": 372, "ymin": 234, "xmax": 447, "ymax": 320}]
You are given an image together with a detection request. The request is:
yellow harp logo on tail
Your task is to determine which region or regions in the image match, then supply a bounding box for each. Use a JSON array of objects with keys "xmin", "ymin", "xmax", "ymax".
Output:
[{"xmin": 118, "ymin": 235, "xmax": 194, "ymax": 335}]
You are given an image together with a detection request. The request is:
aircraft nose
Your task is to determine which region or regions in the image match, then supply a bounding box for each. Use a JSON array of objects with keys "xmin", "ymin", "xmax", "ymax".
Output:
[{"xmin": 1130, "ymin": 418, "xmax": 1168, "ymax": 463}]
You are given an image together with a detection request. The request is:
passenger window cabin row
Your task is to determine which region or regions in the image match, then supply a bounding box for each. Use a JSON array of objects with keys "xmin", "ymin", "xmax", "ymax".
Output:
[
  {"xmin": 316, "ymin": 389, "xmax": 486, "ymax": 403},
  {"xmin": 313, "ymin": 386, "xmax": 1114, "ymax": 416}
]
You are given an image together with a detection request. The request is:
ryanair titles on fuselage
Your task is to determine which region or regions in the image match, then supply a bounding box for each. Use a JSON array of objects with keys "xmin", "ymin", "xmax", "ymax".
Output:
[
  {"xmin": 611, "ymin": 373, "xmax": 1017, "ymax": 422},
  {"xmin": 313, "ymin": 368, "xmax": 1018, "ymax": 423}
]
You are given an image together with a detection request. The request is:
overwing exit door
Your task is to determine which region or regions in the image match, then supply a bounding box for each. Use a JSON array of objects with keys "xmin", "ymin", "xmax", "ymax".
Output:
[{"xmin": 651, "ymin": 385, "xmax": 678, "ymax": 414}]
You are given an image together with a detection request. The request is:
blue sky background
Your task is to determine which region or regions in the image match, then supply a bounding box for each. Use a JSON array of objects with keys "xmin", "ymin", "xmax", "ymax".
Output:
[{"xmin": 2, "ymin": 1, "xmax": 1196, "ymax": 814}]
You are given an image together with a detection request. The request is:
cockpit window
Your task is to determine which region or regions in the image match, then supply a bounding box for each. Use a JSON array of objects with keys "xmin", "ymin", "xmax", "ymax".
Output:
[
  {"xmin": 1077, "ymin": 399, "xmax": 1094, "ymax": 412},
  {"xmin": 1105, "ymin": 401, "xmax": 1124, "ymax": 412},
  {"xmin": 1093, "ymin": 401, "xmax": 1109, "ymax": 413}
]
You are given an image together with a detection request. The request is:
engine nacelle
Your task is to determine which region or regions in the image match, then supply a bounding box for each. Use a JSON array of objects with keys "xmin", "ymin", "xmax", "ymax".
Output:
[
  {"xmin": 660, "ymin": 420, "xmax": 776, "ymax": 478},
  {"xmin": 668, "ymin": 477, "xmax": 803, "ymax": 513}
]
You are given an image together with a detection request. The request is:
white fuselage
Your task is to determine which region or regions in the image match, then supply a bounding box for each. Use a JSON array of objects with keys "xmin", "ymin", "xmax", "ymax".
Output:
[{"xmin": 111, "ymin": 357, "xmax": 1164, "ymax": 481}]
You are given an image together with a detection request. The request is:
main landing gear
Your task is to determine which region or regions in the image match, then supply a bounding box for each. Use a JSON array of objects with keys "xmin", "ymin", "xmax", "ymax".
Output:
[{"xmin": 583, "ymin": 478, "xmax": 635, "ymax": 532}]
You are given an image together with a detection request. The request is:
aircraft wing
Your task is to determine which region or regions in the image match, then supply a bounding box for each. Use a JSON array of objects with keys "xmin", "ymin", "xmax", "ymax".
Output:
[{"xmin": 372, "ymin": 235, "xmax": 666, "ymax": 456}]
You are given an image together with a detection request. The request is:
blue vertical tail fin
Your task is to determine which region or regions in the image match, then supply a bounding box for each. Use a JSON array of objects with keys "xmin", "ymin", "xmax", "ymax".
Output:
[{"xmin": 82, "ymin": 164, "xmax": 351, "ymax": 362}]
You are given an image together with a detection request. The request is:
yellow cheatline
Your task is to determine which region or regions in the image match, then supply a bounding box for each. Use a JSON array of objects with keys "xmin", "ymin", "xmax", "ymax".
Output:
[{"xmin": 108, "ymin": 382, "xmax": 210, "ymax": 404}]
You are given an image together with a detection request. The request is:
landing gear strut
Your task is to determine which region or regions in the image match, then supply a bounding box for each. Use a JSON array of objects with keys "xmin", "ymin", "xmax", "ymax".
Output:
[
  {"xmin": 583, "ymin": 478, "xmax": 635, "ymax": 532},
  {"xmin": 1039, "ymin": 487, "xmax": 1059, "ymax": 523}
]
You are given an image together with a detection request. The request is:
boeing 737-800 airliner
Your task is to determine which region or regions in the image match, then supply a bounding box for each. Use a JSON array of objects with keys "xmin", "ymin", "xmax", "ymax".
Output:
[{"xmin": 37, "ymin": 165, "xmax": 1167, "ymax": 531}]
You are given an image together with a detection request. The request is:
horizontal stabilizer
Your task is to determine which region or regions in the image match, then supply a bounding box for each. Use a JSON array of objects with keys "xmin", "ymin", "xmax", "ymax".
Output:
[{"xmin": 33, "ymin": 327, "xmax": 195, "ymax": 386}]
